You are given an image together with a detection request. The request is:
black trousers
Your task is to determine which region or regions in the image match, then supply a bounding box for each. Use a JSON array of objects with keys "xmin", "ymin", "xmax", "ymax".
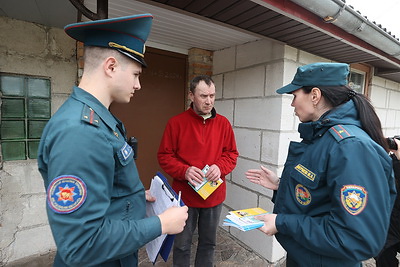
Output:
[{"xmin": 375, "ymin": 242, "xmax": 400, "ymax": 267}]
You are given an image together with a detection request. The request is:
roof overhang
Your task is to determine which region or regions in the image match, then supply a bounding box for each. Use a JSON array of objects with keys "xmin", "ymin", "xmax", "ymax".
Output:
[{"xmin": 1, "ymin": 0, "xmax": 400, "ymax": 83}]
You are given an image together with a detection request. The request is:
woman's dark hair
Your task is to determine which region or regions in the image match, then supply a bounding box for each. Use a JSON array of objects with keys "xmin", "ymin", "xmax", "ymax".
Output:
[
  {"xmin": 302, "ymin": 86, "xmax": 389, "ymax": 152},
  {"xmin": 190, "ymin": 75, "xmax": 214, "ymax": 93}
]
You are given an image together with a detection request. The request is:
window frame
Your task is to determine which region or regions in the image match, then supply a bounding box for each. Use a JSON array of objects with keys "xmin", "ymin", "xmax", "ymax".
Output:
[{"xmin": 349, "ymin": 63, "xmax": 372, "ymax": 96}]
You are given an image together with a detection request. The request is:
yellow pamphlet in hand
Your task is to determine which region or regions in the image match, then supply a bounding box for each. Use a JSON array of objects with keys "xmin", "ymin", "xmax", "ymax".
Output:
[{"xmin": 189, "ymin": 165, "xmax": 223, "ymax": 200}]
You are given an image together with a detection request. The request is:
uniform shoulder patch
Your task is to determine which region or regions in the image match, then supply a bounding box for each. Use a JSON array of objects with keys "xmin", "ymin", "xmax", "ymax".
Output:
[
  {"xmin": 47, "ymin": 175, "xmax": 87, "ymax": 214},
  {"xmin": 81, "ymin": 105, "xmax": 100, "ymax": 127},
  {"xmin": 329, "ymin": 125, "xmax": 354, "ymax": 142},
  {"xmin": 340, "ymin": 184, "xmax": 367, "ymax": 215}
]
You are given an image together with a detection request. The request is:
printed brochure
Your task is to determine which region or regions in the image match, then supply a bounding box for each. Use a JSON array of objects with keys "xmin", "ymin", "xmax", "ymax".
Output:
[
  {"xmin": 223, "ymin": 207, "xmax": 268, "ymax": 231},
  {"xmin": 188, "ymin": 165, "xmax": 223, "ymax": 200}
]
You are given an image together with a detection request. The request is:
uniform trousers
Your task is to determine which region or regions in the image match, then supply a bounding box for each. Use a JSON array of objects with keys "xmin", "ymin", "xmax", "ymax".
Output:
[{"xmin": 173, "ymin": 203, "xmax": 222, "ymax": 267}]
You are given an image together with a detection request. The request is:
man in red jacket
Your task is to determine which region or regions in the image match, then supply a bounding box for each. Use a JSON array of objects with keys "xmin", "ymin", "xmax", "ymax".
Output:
[{"xmin": 158, "ymin": 75, "xmax": 238, "ymax": 267}]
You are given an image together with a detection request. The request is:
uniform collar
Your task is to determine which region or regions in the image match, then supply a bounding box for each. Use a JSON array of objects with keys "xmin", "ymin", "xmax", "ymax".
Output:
[
  {"xmin": 298, "ymin": 100, "xmax": 361, "ymax": 141},
  {"xmin": 71, "ymin": 86, "xmax": 119, "ymax": 131}
]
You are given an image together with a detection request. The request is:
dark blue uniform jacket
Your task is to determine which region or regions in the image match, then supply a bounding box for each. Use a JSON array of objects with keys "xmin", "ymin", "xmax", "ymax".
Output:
[
  {"xmin": 38, "ymin": 87, "xmax": 161, "ymax": 266},
  {"xmin": 274, "ymin": 100, "xmax": 396, "ymax": 267}
]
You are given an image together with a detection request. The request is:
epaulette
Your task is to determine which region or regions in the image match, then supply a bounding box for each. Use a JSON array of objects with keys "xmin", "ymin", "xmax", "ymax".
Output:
[
  {"xmin": 329, "ymin": 125, "xmax": 354, "ymax": 142},
  {"xmin": 81, "ymin": 105, "xmax": 100, "ymax": 127}
]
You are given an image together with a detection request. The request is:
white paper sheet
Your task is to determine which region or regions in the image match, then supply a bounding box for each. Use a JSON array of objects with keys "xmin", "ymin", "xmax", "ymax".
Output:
[{"xmin": 145, "ymin": 175, "xmax": 179, "ymax": 263}]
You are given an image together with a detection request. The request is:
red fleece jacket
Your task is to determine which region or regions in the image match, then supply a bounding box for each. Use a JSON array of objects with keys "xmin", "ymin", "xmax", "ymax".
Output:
[{"xmin": 157, "ymin": 107, "xmax": 238, "ymax": 208}]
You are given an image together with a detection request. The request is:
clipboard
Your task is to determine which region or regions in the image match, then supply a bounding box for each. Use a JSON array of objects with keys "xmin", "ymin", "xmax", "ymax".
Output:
[{"xmin": 145, "ymin": 172, "xmax": 184, "ymax": 264}]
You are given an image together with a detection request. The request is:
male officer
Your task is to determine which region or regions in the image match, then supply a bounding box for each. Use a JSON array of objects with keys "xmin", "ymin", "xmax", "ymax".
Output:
[{"xmin": 38, "ymin": 14, "xmax": 188, "ymax": 266}]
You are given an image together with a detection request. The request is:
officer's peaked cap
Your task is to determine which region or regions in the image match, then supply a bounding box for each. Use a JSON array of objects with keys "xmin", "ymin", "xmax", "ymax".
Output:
[
  {"xmin": 64, "ymin": 14, "xmax": 153, "ymax": 67},
  {"xmin": 276, "ymin": 62, "xmax": 349, "ymax": 94}
]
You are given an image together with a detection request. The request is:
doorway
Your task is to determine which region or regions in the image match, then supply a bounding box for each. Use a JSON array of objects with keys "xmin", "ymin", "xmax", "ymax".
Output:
[{"xmin": 110, "ymin": 47, "xmax": 187, "ymax": 188}]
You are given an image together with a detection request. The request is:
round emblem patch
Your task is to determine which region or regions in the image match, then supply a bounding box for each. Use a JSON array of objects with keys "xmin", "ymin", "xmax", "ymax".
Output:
[
  {"xmin": 341, "ymin": 185, "xmax": 367, "ymax": 215},
  {"xmin": 295, "ymin": 184, "xmax": 311, "ymax": 205},
  {"xmin": 47, "ymin": 175, "xmax": 87, "ymax": 214}
]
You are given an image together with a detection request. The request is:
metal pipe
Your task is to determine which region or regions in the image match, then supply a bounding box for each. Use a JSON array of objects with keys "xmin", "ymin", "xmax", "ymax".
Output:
[{"xmin": 290, "ymin": 0, "xmax": 400, "ymax": 60}]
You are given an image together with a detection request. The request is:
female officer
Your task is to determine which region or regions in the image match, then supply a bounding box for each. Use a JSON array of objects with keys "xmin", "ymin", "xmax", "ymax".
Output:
[{"xmin": 246, "ymin": 62, "xmax": 396, "ymax": 267}]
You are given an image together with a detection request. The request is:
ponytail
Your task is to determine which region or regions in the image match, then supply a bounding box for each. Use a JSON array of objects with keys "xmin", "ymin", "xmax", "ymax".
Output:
[{"xmin": 303, "ymin": 86, "xmax": 389, "ymax": 152}]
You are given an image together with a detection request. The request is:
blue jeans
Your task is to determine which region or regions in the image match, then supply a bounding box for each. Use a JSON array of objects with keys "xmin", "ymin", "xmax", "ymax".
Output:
[{"xmin": 173, "ymin": 203, "xmax": 222, "ymax": 267}]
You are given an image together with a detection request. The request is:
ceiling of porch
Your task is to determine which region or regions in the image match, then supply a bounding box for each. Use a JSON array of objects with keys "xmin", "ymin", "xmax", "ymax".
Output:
[{"xmin": 1, "ymin": 0, "xmax": 400, "ymax": 82}]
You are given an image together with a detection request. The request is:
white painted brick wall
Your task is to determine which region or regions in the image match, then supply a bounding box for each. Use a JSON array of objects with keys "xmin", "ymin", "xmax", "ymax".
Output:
[
  {"xmin": 234, "ymin": 128, "xmax": 261, "ymax": 160},
  {"xmin": 224, "ymin": 65, "xmax": 265, "ymax": 98},
  {"xmin": 231, "ymin": 158, "xmax": 274, "ymax": 199},
  {"xmin": 235, "ymin": 98, "xmax": 283, "ymax": 130},
  {"xmin": 213, "ymin": 46, "xmax": 235, "ymax": 74},
  {"xmin": 236, "ymin": 39, "xmax": 285, "ymax": 69},
  {"xmin": 225, "ymin": 182, "xmax": 258, "ymax": 210},
  {"xmin": 214, "ymin": 99, "xmax": 234, "ymax": 124},
  {"xmin": 259, "ymin": 195, "xmax": 275, "ymax": 214},
  {"xmin": 369, "ymin": 85, "xmax": 388, "ymax": 108},
  {"xmin": 298, "ymin": 50, "xmax": 329, "ymax": 65},
  {"xmin": 279, "ymin": 96, "xmax": 297, "ymax": 131},
  {"xmin": 385, "ymin": 80, "xmax": 400, "ymax": 90},
  {"xmin": 395, "ymin": 110, "xmax": 400, "ymax": 130},
  {"xmin": 283, "ymin": 46, "xmax": 298, "ymax": 61},
  {"xmin": 386, "ymin": 109, "xmax": 397, "ymax": 128},
  {"xmin": 375, "ymin": 108, "xmax": 387, "ymax": 127},
  {"xmin": 214, "ymin": 37, "xmax": 400, "ymax": 265},
  {"xmin": 282, "ymin": 61, "xmax": 300, "ymax": 86},
  {"xmin": 372, "ymin": 76, "xmax": 386, "ymax": 87},
  {"xmin": 266, "ymin": 61, "xmax": 285, "ymax": 96},
  {"xmin": 213, "ymin": 74, "xmax": 223, "ymax": 99},
  {"xmin": 261, "ymin": 131, "xmax": 280, "ymax": 164},
  {"xmin": 388, "ymin": 90, "xmax": 400, "ymax": 109}
]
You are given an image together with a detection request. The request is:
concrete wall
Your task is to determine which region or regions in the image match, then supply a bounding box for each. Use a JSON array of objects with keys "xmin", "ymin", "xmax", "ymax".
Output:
[
  {"xmin": 213, "ymin": 38, "xmax": 400, "ymax": 264},
  {"xmin": 0, "ymin": 16, "xmax": 76, "ymax": 265}
]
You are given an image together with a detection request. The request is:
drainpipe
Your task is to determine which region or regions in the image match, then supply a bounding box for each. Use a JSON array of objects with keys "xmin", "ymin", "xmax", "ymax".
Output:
[{"xmin": 289, "ymin": 0, "xmax": 400, "ymax": 60}]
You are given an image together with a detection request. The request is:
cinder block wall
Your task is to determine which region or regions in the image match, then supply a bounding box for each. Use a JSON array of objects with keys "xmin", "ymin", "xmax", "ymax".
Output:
[
  {"xmin": 213, "ymin": 38, "xmax": 400, "ymax": 264},
  {"xmin": 212, "ymin": 38, "xmax": 296, "ymax": 263},
  {"xmin": 370, "ymin": 77, "xmax": 400, "ymax": 136},
  {"xmin": 0, "ymin": 16, "xmax": 76, "ymax": 265},
  {"xmin": 212, "ymin": 38, "xmax": 341, "ymax": 263}
]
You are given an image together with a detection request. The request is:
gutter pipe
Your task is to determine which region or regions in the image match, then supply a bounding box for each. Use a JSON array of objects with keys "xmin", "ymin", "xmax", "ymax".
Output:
[{"xmin": 290, "ymin": 0, "xmax": 400, "ymax": 60}]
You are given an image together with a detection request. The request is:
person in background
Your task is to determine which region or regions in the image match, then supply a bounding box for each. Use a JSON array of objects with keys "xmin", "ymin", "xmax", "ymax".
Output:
[
  {"xmin": 245, "ymin": 62, "xmax": 396, "ymax": 267},
  {"xmin": 375, "ymin": 137, "xmax": 400, "ymax": 267},
  {"xmin": 38, "ymin": 14, "xmax": 188, "ymax": 267},
  {"xmin": 158, "ymin": 75, "xmax": 238, "ymax": 267}
]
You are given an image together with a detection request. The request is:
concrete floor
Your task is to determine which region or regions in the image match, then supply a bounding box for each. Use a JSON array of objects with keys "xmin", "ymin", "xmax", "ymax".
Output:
[
  {"xmin": 137, "ymin": 227, "xmax": 380, "ymax": 267},
  {"xmin": 138, "ymin": 227, "xmax": 276, "ymax": 267},
  {"xmin": 4, "ymin": 227, "xmax": 391, "ymax": 266}
]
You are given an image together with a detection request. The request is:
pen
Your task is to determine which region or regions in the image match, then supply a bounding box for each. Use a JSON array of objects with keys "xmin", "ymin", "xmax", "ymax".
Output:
[{"xmin": 177, "ymin": 191, "xmax": 181, "ymax": 206}]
